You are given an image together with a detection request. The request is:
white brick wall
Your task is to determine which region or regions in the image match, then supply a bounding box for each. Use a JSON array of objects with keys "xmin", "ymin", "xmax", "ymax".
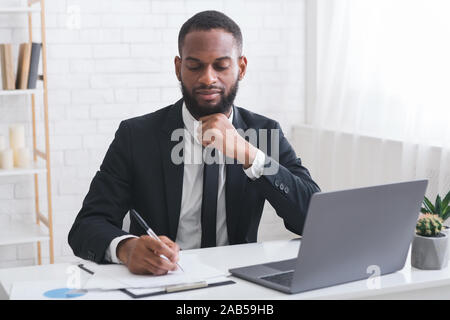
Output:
[{"xmin": 0, "ymin": 0, "xmax": 305, "ymax": 267}]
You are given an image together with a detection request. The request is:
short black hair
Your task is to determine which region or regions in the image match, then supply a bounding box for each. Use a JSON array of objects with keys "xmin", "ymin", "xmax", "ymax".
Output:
[{"xmin": 178, "ymin": 10, "xmax": 243, "ymax": 57}]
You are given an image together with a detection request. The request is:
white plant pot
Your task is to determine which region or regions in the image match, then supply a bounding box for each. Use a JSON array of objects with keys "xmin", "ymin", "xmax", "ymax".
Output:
[
  {"xmin": 411, "ymin": 233, "xmax": 449, "ymax": 270},
  {"xmin": 442, "ymin": 226, "xmax": 450, "ymax": 235},
  {"xmin": 442, "ymin": 226, "xmax": 450, "ymax": 259}
]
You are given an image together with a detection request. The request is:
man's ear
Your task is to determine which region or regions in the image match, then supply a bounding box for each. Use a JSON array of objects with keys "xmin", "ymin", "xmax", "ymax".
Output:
[
  {"xmin": 238, "ymin": 55, "xmax": 247, "ymax": 81},
  {"xmin": 174, "ymin": 56, "xmax": 182, "ymax": 81}
]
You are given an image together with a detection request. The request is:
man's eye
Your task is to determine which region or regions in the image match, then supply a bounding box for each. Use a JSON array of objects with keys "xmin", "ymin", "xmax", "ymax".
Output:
[
  {"xmin": 186, "ymin": 65, "xmax": 229, "ymax": 71},
  {"xmin": 215, "ymin": 66, "xmax": 229, "ymax": 71}
]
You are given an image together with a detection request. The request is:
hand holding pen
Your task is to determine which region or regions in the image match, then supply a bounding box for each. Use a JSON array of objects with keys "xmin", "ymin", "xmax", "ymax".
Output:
[
  {"xmin": 130, "ymin": 209, "xmax": 183, "ymax": 272},
  {"xmin": 116, "ymin": 209, "xmax": 182, "ymax": 275}
]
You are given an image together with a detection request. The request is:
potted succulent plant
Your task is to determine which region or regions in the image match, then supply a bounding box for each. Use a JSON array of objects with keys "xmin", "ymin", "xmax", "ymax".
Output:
[
  {"xmin": 411, "ymin": 214, "xmax": 448, "ymax": 270},
  {"xmin": 421, "ymin": 191, "xmax": 450, "ymax": 232}
]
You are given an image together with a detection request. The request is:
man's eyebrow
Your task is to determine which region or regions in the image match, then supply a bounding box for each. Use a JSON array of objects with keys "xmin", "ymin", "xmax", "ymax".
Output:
[
  {"xmin": 215, "ymin": 56, "xmax": 232, "ymax": 61},
  {"xmin": 184, "ymin": 56, "xmax": 232, "ymax": 62}
]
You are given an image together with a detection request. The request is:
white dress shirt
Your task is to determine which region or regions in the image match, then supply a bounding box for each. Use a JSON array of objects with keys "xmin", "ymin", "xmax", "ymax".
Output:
[{"xmin": 105, "ymin": 102, "xmax": 266, "ymax": 263}]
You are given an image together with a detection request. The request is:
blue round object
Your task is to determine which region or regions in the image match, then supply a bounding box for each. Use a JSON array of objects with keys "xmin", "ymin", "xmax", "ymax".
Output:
[{"xmin": 43, "ymin": 288, "xmax": 86, "ymax": 299}]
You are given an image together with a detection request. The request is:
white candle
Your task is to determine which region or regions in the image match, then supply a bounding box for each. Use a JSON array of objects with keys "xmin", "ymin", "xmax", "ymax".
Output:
[
  {"xmin": 0, "ymin": 148, "xmax": 14, "ymax": 170},
  {"xmin": 9, "ymin": 124, "xmax": 25, "ymax": 150},
  {"xmin": 15, "ymin": 147, "xmax": 31, "ymax": 168},
  {"xmin": 0, "ymin": 135, "xmax": 5, "ymax": 151}
]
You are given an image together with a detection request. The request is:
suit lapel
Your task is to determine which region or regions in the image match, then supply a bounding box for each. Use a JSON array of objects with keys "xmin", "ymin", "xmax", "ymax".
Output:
[
  {"xmin": 159, "ymin": 98, "xmax": 185, "ymax": 241},
  {"xmin": 225, "ymin": 106, "xmax": 249, "ymax": 244}
]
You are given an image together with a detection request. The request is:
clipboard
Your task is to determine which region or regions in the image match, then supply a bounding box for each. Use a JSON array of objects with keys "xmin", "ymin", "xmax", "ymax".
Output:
[
  {"xmin": 76, "ymin": 264, "xmax": 235, "ymax": 299},
  {"xmin": 120, "ymin": 279, "xmax": 236, "ymax": 299}
]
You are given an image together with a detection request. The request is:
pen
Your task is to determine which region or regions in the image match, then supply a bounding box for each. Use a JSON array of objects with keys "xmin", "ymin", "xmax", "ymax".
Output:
[{"xmin": 130, "ymin": 209, "xmax": 183, "ymax": 272}]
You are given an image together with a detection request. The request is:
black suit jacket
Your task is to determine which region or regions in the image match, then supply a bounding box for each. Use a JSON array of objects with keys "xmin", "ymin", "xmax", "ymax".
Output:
[{"xmin": 68, "ymin": 98, "xmax": 320, "ymax": 263}]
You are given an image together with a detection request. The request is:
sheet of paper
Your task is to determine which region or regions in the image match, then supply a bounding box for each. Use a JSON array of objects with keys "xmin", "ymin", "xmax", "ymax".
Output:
[{"xmin": 82, "ymin": 253, "xmax": 227, "ymax": 290}]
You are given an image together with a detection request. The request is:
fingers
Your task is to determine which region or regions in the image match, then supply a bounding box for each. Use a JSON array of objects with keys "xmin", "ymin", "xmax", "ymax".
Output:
[
  {"xmin": 159, "ymin": 235, "xmax": 180, "ymax": 262},
  {"xmin": 197, "ymin": 115, "xmax": 231, "ymax": 148},
  {"xmin": 158, "ymin": 235, "xmax": 180, "ymax": 253},
  {"xmin": 198, "ymin": 114, "xmax": 222, "ymax": 122},
  {"xmin": 126, "ymin": 235, "xmax": 182, "ymax": 275},
  {"xmin": 143, "ymin": 251, "xmax": 178, "ymax": 275},
  {"xmin": 140, "ymin": 235, "xmax": 178, "ymax": 264},
  {"xmin": 150, "ymin": 237, "xmax": 178, "ymax": 262},
  {"xmin": 129, "ymin": 255, "xmax": 172, "ymax": 276},
  {"xmin": 197, "ymin": 125, "xmax": 216, "ymax": 147}
]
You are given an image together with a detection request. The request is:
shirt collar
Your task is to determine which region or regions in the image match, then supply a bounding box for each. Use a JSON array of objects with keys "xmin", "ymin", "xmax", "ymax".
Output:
[{"xmin": 182, "ymin": 101, "xmax": 234, "ymax": 144}]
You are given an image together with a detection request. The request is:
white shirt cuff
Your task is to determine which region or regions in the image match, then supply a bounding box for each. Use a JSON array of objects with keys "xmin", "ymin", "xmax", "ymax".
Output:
[
  {"xmin": 105, "ymin": 234, "xmax": 138, "ymax": 264},
  {"xmin": 243, "ymin": 149, "xmax": 266, "ymax": 180}
]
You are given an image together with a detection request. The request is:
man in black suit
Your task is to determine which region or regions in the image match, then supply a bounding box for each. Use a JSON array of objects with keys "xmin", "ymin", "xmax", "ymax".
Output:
[{"xmin": 68, "ymin": 11, "xmax": 320, "ymax": 275}]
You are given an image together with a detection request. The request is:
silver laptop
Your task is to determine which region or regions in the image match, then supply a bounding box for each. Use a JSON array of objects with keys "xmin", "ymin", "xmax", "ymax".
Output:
[{"xmin": 229, "ymin": 180, "xmax": 428, "ymax": 294}]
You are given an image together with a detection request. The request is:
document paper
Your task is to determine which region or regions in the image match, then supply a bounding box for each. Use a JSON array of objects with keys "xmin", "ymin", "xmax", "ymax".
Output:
[{"xmin": 82, "ymin": 253, "xmax": 227, "ymax": 290}]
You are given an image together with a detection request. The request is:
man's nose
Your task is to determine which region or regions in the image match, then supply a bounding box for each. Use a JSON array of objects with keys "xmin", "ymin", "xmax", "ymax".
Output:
[{"xmin": 198, "ymin": 65, "xmax": 218, "ymax": 86}]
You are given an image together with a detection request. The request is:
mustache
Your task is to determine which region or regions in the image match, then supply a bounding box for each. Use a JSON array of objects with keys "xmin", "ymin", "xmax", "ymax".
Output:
[{"xmin": 193, "ymin": 85, "xmax": 225, "ymax": 92}]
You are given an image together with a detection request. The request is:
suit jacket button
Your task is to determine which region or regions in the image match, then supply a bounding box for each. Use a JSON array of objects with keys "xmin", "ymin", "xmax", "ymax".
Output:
[
  {"xmin": 87, "ymin": 250, "xmax": 95, "ymax": 260},
  {"xmin": 274, "ymin": 179, "xmax": 280, "ymax": 187},
  {"xmin": 279, "ymin": 183, "xmax": 285, "ymax": 190},
  {"xmin": 284, "ymin": 186, "xmax": 289, "ymax": 193}
]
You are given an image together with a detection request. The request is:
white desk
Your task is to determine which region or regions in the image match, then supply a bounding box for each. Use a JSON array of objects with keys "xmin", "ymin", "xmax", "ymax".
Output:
[{"xmin": 2, "ymin": 239, "xmax": 450, "ymax": 300}]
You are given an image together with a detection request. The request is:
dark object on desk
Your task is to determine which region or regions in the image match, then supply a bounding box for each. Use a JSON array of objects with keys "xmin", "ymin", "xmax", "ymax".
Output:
[
  {"xmin": 230, "ymin": 180, "xmax": 428, "ymax": 294},
  {"xmin": 78, "ymin": 264, "xmax": 94, "ymax": 275},
  {"xmin": 27, "ymin": 42, "xmax": 41, "ymax": 89}
]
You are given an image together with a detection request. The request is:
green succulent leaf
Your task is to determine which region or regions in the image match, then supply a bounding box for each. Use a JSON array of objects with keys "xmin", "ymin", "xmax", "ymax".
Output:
[
  {"xmin": 443, "ymin": 190, "xmax": 450, "ymax": 204},
  {"xmin": 435, "ymin": 195, "xmax": 442, "ymax": 217},
  {"xmin": 420, "ymin": 207, "xmax": 429, "ymax": 213},
  {"xmin": 441, "ymin": 191, "xmax": 450, "ymax": 212},
  {"xmin": 443, "ymin": 210, "xmax": 450, "ymax": 222},
  {"xmin": 423, "ymin": 196, "xmax": 435, "ymax": 213},
  {"xmin": 442, "ymin": 205, "xmax": 450, "ymax": 221}
]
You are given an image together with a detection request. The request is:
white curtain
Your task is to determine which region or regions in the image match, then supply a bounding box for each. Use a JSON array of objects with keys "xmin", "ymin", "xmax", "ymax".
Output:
[{"xmin": 306, "ymin": 0, "xmax": 450, "ymax": 198}]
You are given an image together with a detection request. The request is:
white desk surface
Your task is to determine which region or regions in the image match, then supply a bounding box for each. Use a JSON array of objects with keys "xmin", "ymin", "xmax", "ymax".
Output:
[{"xmin": 2, "ymin": 239, "xmax": 450, "ymax": 300}]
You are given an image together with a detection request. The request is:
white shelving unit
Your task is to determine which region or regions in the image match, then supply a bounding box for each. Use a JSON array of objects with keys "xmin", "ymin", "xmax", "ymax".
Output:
[
  {"xmin": 0, "ymin": 7, "xmax": 41, "ymax": 13},
  {"xmin": 0, "ymin": 162, "xmax": 46, "ymax": 177},
  {"xmin": 0, "ymin": 223, "xmax": 49, "ymax": 246},
  {"xmin": 0, "ymin": 0, "xmax": 54, "ymax": 265},
  {"xmin": 0, "ymin": 88, "xmax": 42, "ymax": 96}
]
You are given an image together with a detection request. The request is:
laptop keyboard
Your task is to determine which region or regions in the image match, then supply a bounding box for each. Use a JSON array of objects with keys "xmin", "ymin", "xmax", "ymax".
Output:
[{"xmin": 260, "ymin": 271, "xmax": 294, "ymax": 287}]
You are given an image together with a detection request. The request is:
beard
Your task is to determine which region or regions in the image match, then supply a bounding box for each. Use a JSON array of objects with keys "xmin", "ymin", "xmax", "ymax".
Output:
[{"xmin": 180, "ymin": 78, "xmax": 239, "ymax": 119}]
